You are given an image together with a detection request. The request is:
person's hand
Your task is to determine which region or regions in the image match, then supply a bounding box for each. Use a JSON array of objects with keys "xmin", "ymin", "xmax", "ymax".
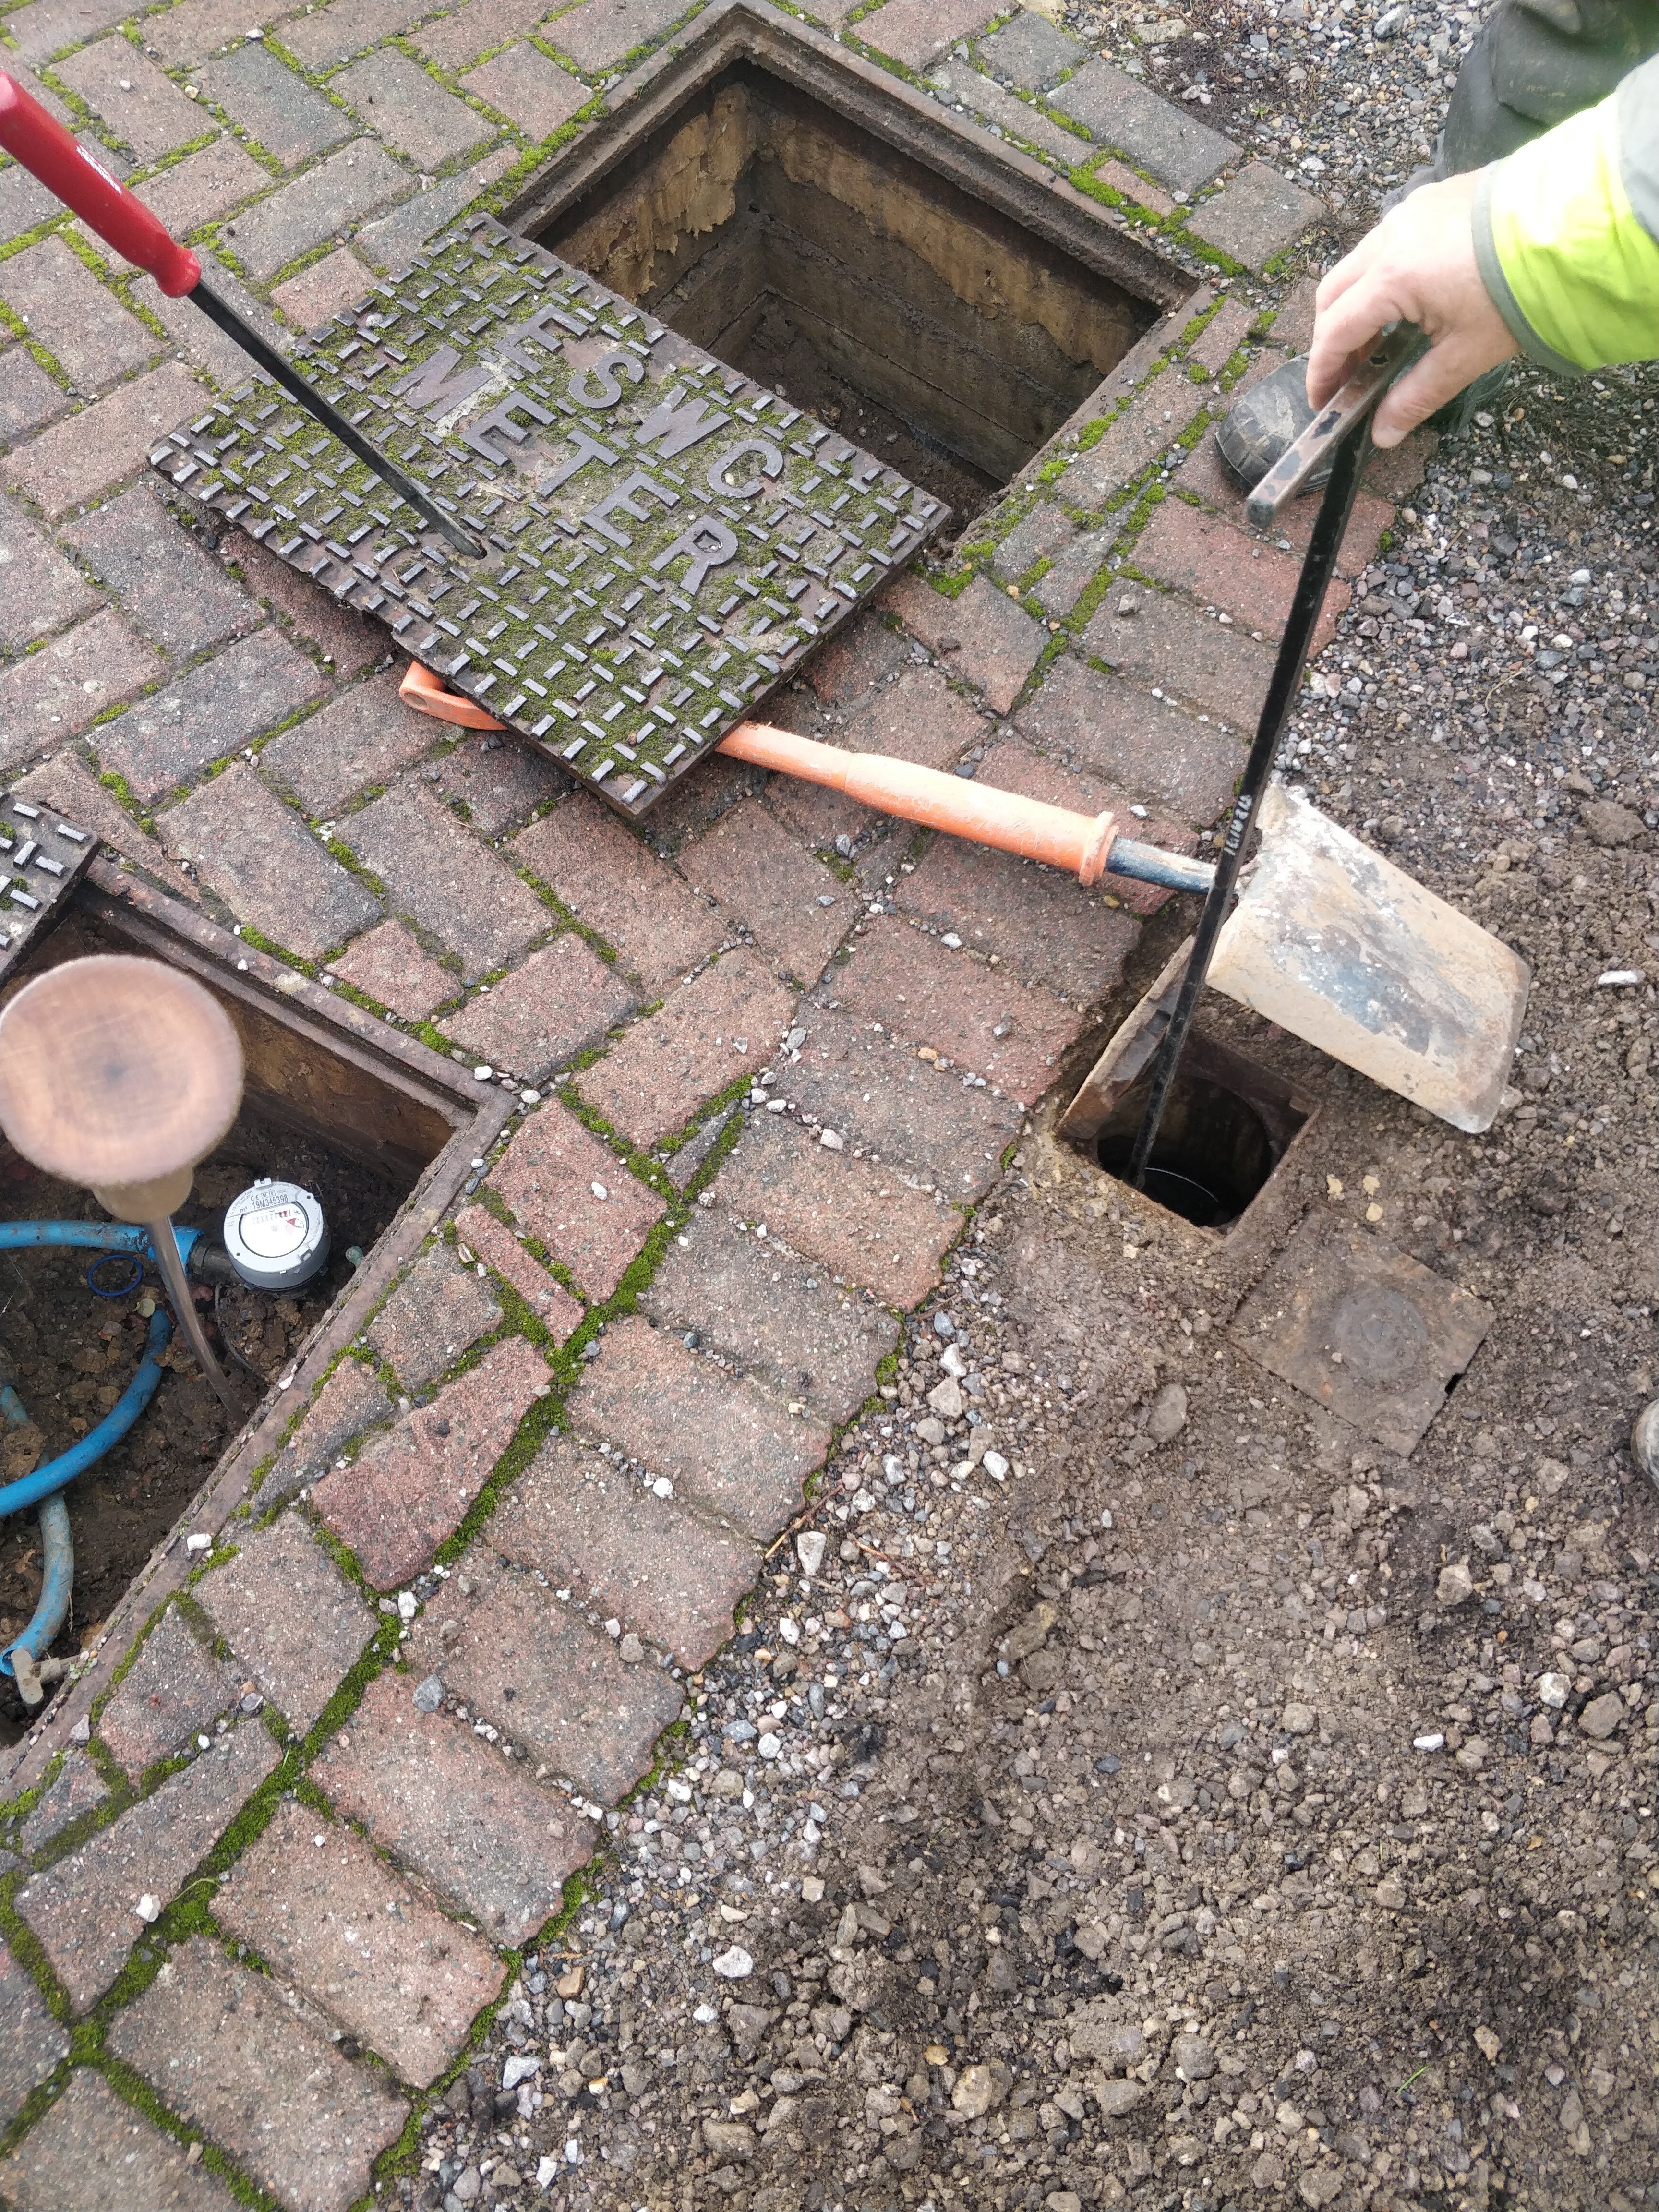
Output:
[{"xmin": 1308, "ymin": 171, "xmax": 1518, "ymax": 447}]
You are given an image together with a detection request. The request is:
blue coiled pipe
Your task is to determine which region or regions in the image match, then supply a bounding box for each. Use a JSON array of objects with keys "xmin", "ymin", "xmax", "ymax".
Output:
[{"xmin": 0, "ymin": 1223, "xmax": 201, "ymax": 1682}]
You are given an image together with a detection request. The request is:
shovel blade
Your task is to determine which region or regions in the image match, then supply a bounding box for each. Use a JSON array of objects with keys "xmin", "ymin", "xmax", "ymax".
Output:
[{"xmin": 1210, "ymin": 781, "xmax": 1530, "ymax": 1133}]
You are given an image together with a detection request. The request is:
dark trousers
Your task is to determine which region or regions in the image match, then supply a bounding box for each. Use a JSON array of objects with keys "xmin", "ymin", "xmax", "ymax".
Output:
[{"xmin": 1440, "ymin": 0, "xmax": 1659, "ymax": 171}]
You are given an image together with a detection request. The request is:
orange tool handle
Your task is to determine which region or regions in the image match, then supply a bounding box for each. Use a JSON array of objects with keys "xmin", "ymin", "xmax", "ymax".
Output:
[
  {"xmin": 0, "ymin": 72, "xmax": 200, "ymax": 296},
  {"xmin": 716, "ymin": 722, "xmax": 1117, "ymax": 886},
  {"xmin": 397, "ymin": 661, "xmax": 1146, "ymax": 888}
]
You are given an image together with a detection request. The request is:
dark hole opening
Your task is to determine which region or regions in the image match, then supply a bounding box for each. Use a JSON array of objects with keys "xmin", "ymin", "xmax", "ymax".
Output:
[
  {"xmin": 1096, "ymin": 1065, "xmax": 1295, "ymax": 1231},
  {"xmin": 534, "ymin": 56, "xmax": 1172, "ymax": 521}
]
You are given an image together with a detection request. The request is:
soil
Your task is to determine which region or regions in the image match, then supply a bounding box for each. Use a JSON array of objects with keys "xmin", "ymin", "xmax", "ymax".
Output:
[
  {"xmin": 0, "ymin": 1107, "xmax": 409, "ymax": 1735},
  {"xmin": 732, "ymin": 300, "xmax": 1002, "ymax": 532}
]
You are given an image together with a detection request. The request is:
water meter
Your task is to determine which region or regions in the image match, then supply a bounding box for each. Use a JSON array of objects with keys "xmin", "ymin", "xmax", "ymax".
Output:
[{"xmin": 222, "ymin": 1179, "xmax": 329, "ymax": 1292}]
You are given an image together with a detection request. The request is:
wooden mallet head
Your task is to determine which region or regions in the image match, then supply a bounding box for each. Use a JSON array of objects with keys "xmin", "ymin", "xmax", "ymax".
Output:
[{"xmin": 0, "ymin": 955, "xmax": 244, "ymax": 1220}]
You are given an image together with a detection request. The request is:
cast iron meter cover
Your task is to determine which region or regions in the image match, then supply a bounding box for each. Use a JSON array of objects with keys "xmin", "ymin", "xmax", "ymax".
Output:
[{"xmin": 149, "ymin": 213, "xmax": 949, "ymax": 817}]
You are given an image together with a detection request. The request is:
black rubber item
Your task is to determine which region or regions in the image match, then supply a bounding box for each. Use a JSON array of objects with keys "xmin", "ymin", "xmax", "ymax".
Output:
[{"xmin": 1215, "ymin": 355, "xmax": 1328, "ymax": 497}]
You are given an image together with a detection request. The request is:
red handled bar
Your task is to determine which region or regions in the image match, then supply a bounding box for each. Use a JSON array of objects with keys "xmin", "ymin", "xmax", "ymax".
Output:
[
  {"xmin": 0, "ymin": 71, "xmax": 483, "ymax": 558},
  {"xmin": 0, "ymin": 75, "xmax": 200, "ymax": 293}
]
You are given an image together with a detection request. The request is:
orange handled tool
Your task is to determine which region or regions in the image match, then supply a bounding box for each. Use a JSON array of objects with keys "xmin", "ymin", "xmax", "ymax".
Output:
[
  {"xmin": 0, "ymin": 71, "xmax": 483, "ymax": 558},
  {"xmin": 398, "ymin": 661, "xmax": 1212, "ymax": 893}
]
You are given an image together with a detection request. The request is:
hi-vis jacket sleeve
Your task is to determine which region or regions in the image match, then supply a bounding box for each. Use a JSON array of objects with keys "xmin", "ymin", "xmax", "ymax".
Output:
[{"xmin": 1473, "ymin": 54, "xmax": 1659, "ymax": 376}]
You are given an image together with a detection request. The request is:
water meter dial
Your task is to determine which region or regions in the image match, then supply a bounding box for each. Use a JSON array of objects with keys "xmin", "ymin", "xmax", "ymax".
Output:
[{"xmin": 223, "ymin": 1179, "xmax": 329, "ymax": 1292}]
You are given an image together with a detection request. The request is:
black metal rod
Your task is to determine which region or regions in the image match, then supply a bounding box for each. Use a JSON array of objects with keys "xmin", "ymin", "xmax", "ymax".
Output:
[
  {"xmin": 188, "ymin": 280, "xmax": 486, "ymax": 561},
  {"xmin": 1124, "ymin": 422, "xmax": 1370, "ymax": 1189}
]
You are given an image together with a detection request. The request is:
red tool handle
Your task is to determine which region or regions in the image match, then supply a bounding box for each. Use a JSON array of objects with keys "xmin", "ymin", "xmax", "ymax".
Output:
[{"xmin": 0, "ymin": 71, "xmax": 199, "ymax": 296}]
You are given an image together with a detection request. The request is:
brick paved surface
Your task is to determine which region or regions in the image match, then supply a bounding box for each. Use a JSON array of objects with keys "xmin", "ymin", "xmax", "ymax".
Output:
[
  {"xmin": 0, "ymin": 0, "xmax": 1365, "ymax": 2187},
  {"xmin": 194, "ymin": 1512, "xmax": 378, "ymax": 1731},
  {"xmin": 366, "ymin": 1241, "xmax": 503, "ymax": 1394},
  {"xmin": 96, "ymin": 1604, "xmax": 239, "ymax": 1779},
  {"xmin": 446, "ymin": 933, "xmax": 635, "ymax": 1079},
  {"xmin": 491, "ymin": 1433, "xmax": 760, "ymax": 1667},
  {"xmin": 0, "ymin": 2068, "xmax": 240, "ymax": 2212},
  {"xmin": 314, "ymin": 1671, "xmax": 599, "ymax": 1937},
  {"xmin": 315, "ymin": 1334, "xmax": 552, "ymax": 1587},
  {"xmin": 217, "ymin": 1798, "xmax": 505, "ymax": 2087},
  {"xmin": 18, "ymin": 1724, "xmax": 279, "ymax": 2012},
  {"xmin": 454, "ymin": 1202, "xmax": 586, "ymax": 1336},
  {"xmin": 108, "ymin": 1936, "xmax": 408, "ymax": 2212},
  {"xmin": 407, "ymin": 1553, "xmax": 684, "ymax": 1802},
  {"xmin": 487, "ymin": 1097, "xmax": 664, "ymax": 1298}
]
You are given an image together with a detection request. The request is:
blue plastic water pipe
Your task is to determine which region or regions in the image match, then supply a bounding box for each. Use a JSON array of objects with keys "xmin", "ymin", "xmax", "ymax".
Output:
[{"xmin": 0, "ymin": 1222, "xmax": 200, "ymax": 1684}]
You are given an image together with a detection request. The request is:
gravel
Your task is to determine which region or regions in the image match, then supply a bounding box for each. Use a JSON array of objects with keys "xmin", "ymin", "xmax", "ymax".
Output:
[{"xmin": 396, "ymin": 15, "xmax": 1659, "ymax": 2212}]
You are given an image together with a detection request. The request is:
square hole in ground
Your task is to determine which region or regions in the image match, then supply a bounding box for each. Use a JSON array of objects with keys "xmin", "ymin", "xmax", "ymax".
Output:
[
  {"xmin": 0, "ymin": 871, "xmax": 501, "ymax": 1754},
  {"xmin": 517, "ymin": 4, "xmax": 1194, "ymax": 522}
]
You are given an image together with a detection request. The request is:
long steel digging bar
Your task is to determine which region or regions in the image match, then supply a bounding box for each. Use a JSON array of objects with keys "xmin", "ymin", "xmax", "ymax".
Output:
[
  {"xmin": 1122, "ymin": 323, "xmax": 1424, "ymax": 1190},
  {"xmin": 0, "ymin": 71, "xmax": 486, "ymax": 561}
]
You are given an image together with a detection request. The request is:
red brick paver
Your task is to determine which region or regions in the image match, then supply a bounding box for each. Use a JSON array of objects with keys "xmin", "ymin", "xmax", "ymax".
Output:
[
  {"xmin": 157, "ymin": 763, "xmax": 381, "ymax": 960},
  {"xmin": 261, "ymin": 669, "xmax": 438, "ymax": 817},
  {"xmin": 885, "ymin": 573, "xmax": 1047, "ymax": 714},
  {"xmin": 0, "ymin": 493, "xmax": 100, "ymax": 655},
  {"xmin": 108, "ymin": 1936, "xmax": 407, "ymax": 2212},
  {"xmin": 0, "ymin": 238, "xmax": 160, "ymax": 395},
  {"xmin": 548, "ymin": 0, "xmax": 689, "ymax": 72},
  {"xmin": 419, "ymin": 0, "xmax": 551, "ymax": 68},
  {"xmin": 858, "ymin": 0, "xmax": 1002, "ymax": 69},
  {"xmin": 341, "ymin": 780, "xmax": 551, "ymax": 983},
  {"xmin": 63, "ymin": 482, "xmax": 259, "ymax": 659},
  {"xmin": 96, "ymin": 1606, "xmax": 239, "ymax": 1779},
  {"xmin": 0, "ymin": 1939, "xmax": 70, "ymax": 2130},
  {"xmin": 334, "ymin": 48, "xmax": 494, "ymax": 170},
  {"xmin": 409, "ymin": 1554, "xmax": 684, "ymax": 1803},
  {"xmin": 435, "ymin": 730, "xmax": 565, "ymax": 838},
  {"xmin": 137, "ymin": 137, "xmax": 268, "ymax": 235},
  {"xmin": 777, "ymin": 1008, "xmax": 1022, "ymax": 1201},
  {"xmin": 333, "ymin": 919, "xmax": 457, "ymax": 1019},
  {"xmin": 578, "ymin": 949, "xmax": 794, "ymax": 1149},
  {"xmin": 4, "ymin": 361, "xmax": 204, "ymax": 520},
  {"xmin": 491, "ymin": 1433, "xmax": 762, "ymax": 1668},
  {"xmin": 714, "ymin": 1112, "xmax": 959, "ymax": 1309},
  {"xmin": 513, "ymin": 792, "xmax": 725, "ymax": 996},
  {"xmin": 568, "ymin": 1315, "xmax": 827, "ymax": 1540},
  {"xmin": 366, "ymin": 1242, "xmax": 502, "ymax": 1395},
  {"xmin": 217, "ymin": 1798, "xmax": 505, "ymax": 2088},
  {"xmin": 256, "ymin": 1354, "xmax": 392, "ymax": 1509},
  {"xmin": 315, "ymin": 1334, "xmax": 551, "ymax": 1587},
  {"xmin": 463, "ymin": 43, "xmax": 589, "ymax": 137},
  {"xmin": 1062, "ymin": 368, "xmax": 1208, "ymax": 510},
  {"xmin": 17, "ymin": 1724, "xmax": 279, "ymax": 2013},
  {"xmin": 894, "ymin": 833, "xmax": 1139, "ymax": 1004},
  {"xmin": 835, "ymin": 914, "xmax": 1082, "ymax": 1104},
  {"xmin": 314, "ymin": 1671, "xmax": 598, "ymax": 1939},
  {"xmin": 1018, "ymin": 647, "xmax": 1248, "ymax": 818},
  {"xmin": 273, "ymin": 247, "xmax": 378, "ymax": 334},
  {"xmin": 20, "ymin": 1751, "xmax": 110, "ymax": 1857},
  {"xmin": 838, "ymin": 664, "xmax": 988, "ymax": 769},
  {"xmin": 641, "ymin": 1212, "xmax": 897, "ymax": 1426},
  {"xmin": 0, "ymin": 2069, "xmax": 239, "ymax": 2212},
  {"xmin": 98, "ymin": 629, "xmax": 327, "ymax": 805},
  {"xmin": 446, "ymin": 935, "xmax": 635, "ymax": 1078},
  {"xmin": 680, "ymin": 797, "xmax": 849, "ymax": 986},
  {"xmin": 0, "ymin": 611, "xmax": 162, "ymax": 771},
  {"xmin": 1135, "ymin": 497, "xmax": 1349, "ymax": 649},
  {"xmin": 194, "ymin": 1512, "xmax": 378, "ymax": 1733},
  {"xmin": 455, "ymin": 1204, "xmax": 586, "ymax": 1338},
  {"xmin": 488, "ymin": 1100, "xmax": 664, "ymax": 1299}
]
